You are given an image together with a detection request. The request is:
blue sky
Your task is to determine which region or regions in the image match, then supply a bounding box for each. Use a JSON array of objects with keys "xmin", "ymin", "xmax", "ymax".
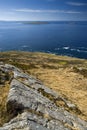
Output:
[{"xmin": 0, "ymin": 0, "xmax": 87, "ymax": 21}]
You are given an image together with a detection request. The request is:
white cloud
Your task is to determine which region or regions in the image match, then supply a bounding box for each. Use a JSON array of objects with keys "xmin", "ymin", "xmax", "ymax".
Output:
[
  {"xmin": 67, "ymin": 2, "xmax": 87, "ymax": 6},
  {"xmin": 15, "ymin": 9, "xmax": 81, "ymax": 14},
  {"xmin": 15, "ymin": 9, "xmax": 63, "ymax": 13},
  {"xmin": 15, "ymin": 9, "xmax": 42, "ymax": 13},
  {"xmin": 66, "ymin": 11, "xmax": 81, "ymax": 14}
]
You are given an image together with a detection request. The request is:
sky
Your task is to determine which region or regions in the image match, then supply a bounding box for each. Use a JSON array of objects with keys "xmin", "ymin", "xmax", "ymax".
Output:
[{"xmin": 0, "ymin": 0, "xmax": 87, "ymax": 21}]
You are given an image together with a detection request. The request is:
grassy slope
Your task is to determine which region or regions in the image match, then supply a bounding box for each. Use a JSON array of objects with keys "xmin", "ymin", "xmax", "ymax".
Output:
[{"xmin": 0, "ymin": 51, "xmax": 87, "ymax": 125}]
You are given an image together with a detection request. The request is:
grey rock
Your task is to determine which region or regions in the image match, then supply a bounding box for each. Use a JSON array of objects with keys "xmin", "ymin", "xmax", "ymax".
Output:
[{"xmin": 0, "ymin": 112, "xmax": 49, "ymax": 130}]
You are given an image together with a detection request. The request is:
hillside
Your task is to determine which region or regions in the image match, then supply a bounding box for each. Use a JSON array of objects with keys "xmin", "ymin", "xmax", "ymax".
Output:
[{"xmin": 0, "ymin": 51, "xmax": 87, "ymax": 130}]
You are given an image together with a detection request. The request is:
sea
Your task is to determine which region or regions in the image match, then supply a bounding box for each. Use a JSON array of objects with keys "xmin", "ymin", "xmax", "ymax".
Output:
[{"xmin": 0, "ymin": 21, "xmax": 87, "ymax": 59}]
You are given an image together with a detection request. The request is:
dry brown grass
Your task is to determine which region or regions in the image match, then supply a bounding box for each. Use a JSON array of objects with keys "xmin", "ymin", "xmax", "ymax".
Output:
[{"xmin": 0, "ymin": 83, "xmax": 10, "ymax": 126}]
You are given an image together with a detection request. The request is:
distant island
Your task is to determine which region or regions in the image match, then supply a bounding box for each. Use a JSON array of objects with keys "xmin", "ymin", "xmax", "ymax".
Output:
[
  {"xmin": 22, "ymin": 21, "xmax": 50, "ymax": 25},
  {"xmin": 21, "ymin": 21, "xmax": 87, "ymax": 25}
]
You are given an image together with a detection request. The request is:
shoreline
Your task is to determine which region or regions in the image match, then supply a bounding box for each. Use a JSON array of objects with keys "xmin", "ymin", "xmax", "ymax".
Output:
[{"xmin": 0, "ymin": 50, "xmax": 86, "ymax": 60}]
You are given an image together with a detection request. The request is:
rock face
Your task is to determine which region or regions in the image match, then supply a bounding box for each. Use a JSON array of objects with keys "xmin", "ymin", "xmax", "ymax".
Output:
[{"xmin": 0, "ymin": 63, "xmax": 87, "ymax": 130}]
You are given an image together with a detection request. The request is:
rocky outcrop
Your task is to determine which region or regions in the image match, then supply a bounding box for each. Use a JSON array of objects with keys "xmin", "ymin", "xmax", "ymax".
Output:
[{"xmin": 0, "ymin": 63, "xmax": 87, "ymax": 130}]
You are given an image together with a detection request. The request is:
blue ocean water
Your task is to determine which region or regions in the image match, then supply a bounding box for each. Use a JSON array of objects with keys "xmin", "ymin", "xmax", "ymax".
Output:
[{"xmin": 0, "ymin": 21, "xmax": 87, "ymax": 59}]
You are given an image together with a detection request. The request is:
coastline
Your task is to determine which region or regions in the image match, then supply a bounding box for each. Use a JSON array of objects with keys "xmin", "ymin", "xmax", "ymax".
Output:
[{"xmin": 0, "ymin": 50, "xmax": 86, "ymax": 60}]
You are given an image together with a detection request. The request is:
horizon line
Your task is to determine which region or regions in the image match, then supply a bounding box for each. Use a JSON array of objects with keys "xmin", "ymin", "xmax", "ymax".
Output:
[{"xmin": 0, "ymin": 20, "xmax": 87, "ymax": 22}]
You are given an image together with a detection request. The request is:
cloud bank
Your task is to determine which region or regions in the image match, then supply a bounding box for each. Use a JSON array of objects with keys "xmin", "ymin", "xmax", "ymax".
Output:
[
  {"xmin": 67, "ymin": 2, "xmax": 87, "ymax": 6},
  {"xmin": 15, "ymin": 9, "xmax": 81, "ymax": 14}
]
